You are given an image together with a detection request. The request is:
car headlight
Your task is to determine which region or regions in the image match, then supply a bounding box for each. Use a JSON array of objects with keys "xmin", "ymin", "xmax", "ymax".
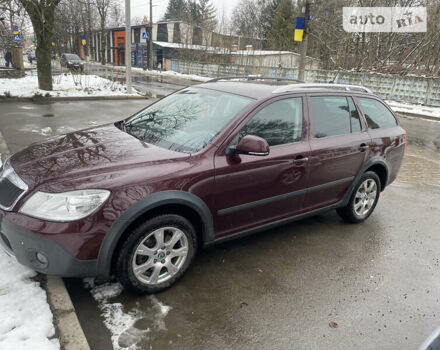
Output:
[
  {"xmin": 20, "ymin": 189, "xmax": 111, "ymax": 222},
  {"xmin": 68, "ymin": 61, "xmax": 72, "ymax": 64}
]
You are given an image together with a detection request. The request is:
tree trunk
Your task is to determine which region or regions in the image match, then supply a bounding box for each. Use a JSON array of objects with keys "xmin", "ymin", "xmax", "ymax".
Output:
[
  {"xmin": 19, "ymin": 1, "xmax": 60, "ymax": 91},
  {"xmin": 101, "ymin": 29, "xmax": 107, "ymax": 65},
  {"xmin": 35, "ymin": 37, "xmax": 53, "ymax": 90}
]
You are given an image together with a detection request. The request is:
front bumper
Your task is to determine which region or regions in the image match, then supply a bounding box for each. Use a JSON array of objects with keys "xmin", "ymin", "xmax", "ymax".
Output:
[{"xmin": 0, "ymin": 210, "xmax": 97, "ymax": 277}]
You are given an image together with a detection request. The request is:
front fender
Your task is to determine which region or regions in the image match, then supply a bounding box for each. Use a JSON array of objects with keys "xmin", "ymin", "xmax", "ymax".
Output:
[{"xmin": 96, "ymin": 190, "xmax": 214, "ymax": 277}]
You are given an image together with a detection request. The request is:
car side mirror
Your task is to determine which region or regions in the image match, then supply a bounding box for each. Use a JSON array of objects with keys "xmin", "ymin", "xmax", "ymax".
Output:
[{"xmin": 228, "ymin": 135, "xmax": 270, "ymax": 156}]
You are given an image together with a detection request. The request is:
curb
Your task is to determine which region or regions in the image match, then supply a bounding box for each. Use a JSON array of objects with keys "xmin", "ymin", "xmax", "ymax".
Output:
[
  {"xmin": 0, "ymin": 94, "xmax": 150, "ymax": 103},
  {"xmin": 45, "ymin": 276, "xmax": 90, "ymax": 350}
]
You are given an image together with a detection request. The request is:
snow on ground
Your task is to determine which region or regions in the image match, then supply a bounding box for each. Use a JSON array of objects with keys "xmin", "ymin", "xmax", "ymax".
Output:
[
  {"xmin": 143, "ymin": 69, "xmax": 210, "ymax": 82},
  {"xmin": 0, "ymin": 73, "xmax": 140, "ymax": 98},
  {"xmin": 89, "ymin": 282, "xmax": 149, "ymax": 350},
  {"xmin": 387, "ymin": 100, "xmax": 440, "ymax": 120},
  {"xmin": 95, "ymin": 63, "xmax": 210, "ymax": 83},
  {"xmin": 86, "ymin": 280, "xmax": 173, "ymax": 350},
  {"xmin": 0, "ymin": 250, "xmax": 59, "ymax": 350}
]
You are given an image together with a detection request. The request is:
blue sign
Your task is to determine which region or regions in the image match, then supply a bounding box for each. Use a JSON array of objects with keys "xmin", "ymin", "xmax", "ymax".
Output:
[
  {"xmin": 142, "ymin": 32, "xmax": 150, "ymax": 40},
  {"xmin": 295, "ymin": 17, "xmax": 305, "ymax": 29},
  {"xmin": 12, "ymin": 33, "xmax": 22, "ymax": 43}
]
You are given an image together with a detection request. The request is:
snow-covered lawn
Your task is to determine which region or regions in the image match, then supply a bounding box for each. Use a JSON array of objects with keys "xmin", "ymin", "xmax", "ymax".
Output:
[
  {"xmin": 0, "ymin": 250, "xmax": 59, "ymax": 350},
  {"xmin": 387, "ymin": 100, "xmax": 440, "ymax": 120},
  {"xmin": 0, "ymin": 73, "xmax": 140, "ymax": 98}
]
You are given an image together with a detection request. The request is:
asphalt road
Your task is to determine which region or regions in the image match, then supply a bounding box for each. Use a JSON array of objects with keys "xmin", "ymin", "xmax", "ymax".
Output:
[{"xmin": 1, "ymin": 100, "xmax": 440, "ymax": 349}]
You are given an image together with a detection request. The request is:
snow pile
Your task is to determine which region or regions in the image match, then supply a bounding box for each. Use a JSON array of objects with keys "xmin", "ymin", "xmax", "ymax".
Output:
[
  {"xmin": 387, "ymin": 100, "xmax": 440, "ymax": 120},
  {"xmin": 87, "ymin": 280, "xmax": 173, "ymax": 349},
  {"xmin": 0, "ymin": 250, "xmax": 59, "ymax": 350},
  {"xmin": 89, "ymin": 282, "xmax": 149, "ymax": 350},
  {"xmin": 98, "ymin": 64, "xmax": 210, "ymax": 82},
  {"xmin": 147, "ymin": 69, "xmax": 210, "ymax": 82},
  {"xmin": 0, "ymin": 73, "xmax": 140, "ymax": 98}
]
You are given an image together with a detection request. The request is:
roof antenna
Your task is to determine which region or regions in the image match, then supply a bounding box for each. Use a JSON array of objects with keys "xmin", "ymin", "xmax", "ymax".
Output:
[{"xmin": 329, "ymin": 68, "xmax": 341, "ymax": 83}]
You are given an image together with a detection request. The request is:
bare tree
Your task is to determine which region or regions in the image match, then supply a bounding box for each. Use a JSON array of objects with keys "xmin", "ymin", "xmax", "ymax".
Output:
[
  {"xmin": 18, "ymin": 0, "xmax": 62, "ymax": 90},
  {"xmin": 92, "ymin": 0, "xmax": 113, "ymax": 65}
]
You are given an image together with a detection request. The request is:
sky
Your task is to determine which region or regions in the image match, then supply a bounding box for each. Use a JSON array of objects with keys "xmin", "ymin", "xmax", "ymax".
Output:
[{"xmin": 125, "ymin": 0, "xmax": 238, "ymax": 22}]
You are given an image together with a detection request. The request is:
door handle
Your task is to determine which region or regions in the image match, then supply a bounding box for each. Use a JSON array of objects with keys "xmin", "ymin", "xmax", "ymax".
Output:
[
  {"xmin": 293, "ymin": 155, "xmax": 309, "ymax": 166},
  {"xmin": 359, "ymin": 143, "xmax": 369, "ymax": 152}
]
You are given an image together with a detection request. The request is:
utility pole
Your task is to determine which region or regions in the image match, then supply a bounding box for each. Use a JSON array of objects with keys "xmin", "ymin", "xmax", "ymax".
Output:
[
  {"xmin": 148, "ymin": 0, "xmax": 153, "ymax": 69},
  {"xmin": 298, "ymin": 0, "xmax": 311, "ymax": 82},
  {"xmin": 125, "ymin": 0, "xmax": 132, "ymax": 93}
]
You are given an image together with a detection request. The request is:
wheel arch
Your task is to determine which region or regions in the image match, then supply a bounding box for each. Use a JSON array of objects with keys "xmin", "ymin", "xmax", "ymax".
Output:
[
  {"xmin": 363, "ymin": 159, "xmax": 389, "ymax": 191},
  {"xmin": 96, "ymin": 191, "xmax": 214, "ymax": 278}
]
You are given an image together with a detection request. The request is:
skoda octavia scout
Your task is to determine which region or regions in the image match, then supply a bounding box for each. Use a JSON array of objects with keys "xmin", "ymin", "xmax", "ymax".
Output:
[{"xmin": 0, "ymin": 79, "xmax": 406, "ymax": 294}]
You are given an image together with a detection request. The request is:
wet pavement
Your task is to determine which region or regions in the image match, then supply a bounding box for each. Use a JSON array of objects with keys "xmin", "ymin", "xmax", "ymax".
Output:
[{"xmin": 1, "ymin": 100, "xmax": 440, "ymax": 349}]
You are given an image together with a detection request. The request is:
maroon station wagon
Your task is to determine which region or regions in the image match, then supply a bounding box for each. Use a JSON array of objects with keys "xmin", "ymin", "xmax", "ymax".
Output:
[{"xmin": 0, "ymin": 79, "xmax": 406, "ymax": 293}]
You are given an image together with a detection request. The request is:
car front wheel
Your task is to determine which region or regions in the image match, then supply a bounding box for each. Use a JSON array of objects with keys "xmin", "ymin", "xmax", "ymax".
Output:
[
  {"xmin": 336, "ymin": 171, "xmax": 381, "ymax": 223},
  {"xmin": 116, "ymin": 214, "xmax": 197, "ymax": 294}
]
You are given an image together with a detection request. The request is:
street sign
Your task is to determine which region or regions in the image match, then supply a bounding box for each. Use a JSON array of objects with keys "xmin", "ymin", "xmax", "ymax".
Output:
[
  {"xmin": 141, "ymin": 16, "xmax": 150, "ymax": 26},
  {"xmin": 12, "ymin": 33, "xmax": 22, "ymax": 43},
  {"xmin": 12, "ymin": 25, "xmax": 19, "ymax": 34},
  {"xmin": 142, "ymin": 32, "xmax": 150, "ymax": 40}
]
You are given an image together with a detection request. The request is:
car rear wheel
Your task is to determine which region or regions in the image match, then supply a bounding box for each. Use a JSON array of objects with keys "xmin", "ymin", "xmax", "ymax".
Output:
[
  {"xmin": 336, "ymin": 171, "xmax": 381, "ymax": 223},
  {"xmin": 116, "ymin": 214, "xmax": 197, "ymax": 294}
]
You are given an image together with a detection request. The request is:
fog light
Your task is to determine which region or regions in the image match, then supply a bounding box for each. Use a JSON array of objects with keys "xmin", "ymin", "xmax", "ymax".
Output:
[
  {"xmin": 27, "ymin": 249, "xmax": 49, "ymax": 269},
  {"xmin": 36, "ymin": 252, "xmax": 48, "ymax": 267}
]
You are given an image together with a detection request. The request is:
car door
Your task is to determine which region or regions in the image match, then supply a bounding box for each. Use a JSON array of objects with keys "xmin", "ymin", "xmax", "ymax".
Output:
[
  {"xmin": 213, "ymin": 95, "xmax": 311, "ymax": 238},
  {"xmin": 303, "ymin": 93, "xmax": 371, "ymax": 210},
  {"xmin": 356, "ymin": 97, "xmax": 405, "ymax": 184}
]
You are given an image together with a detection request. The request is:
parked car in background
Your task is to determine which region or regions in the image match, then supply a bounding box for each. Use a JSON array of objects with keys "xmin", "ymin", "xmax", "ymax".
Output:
[
  {"xmin": 0, "ymin": 79, "xmax": 406, "ymax": 294},
  {"xmin": 60, "ymin": 53, "xmax": 84, "ymax": 71}
]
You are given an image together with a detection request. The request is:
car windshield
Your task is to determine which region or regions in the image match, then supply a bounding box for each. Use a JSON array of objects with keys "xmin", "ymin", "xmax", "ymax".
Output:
[
  {"xmin": 66, "ymin": 54, "xmax": 80, "ymax": 60},
  {"xmin": 121, "ymin": 87, "xmax": 254, "ymax": 154}
]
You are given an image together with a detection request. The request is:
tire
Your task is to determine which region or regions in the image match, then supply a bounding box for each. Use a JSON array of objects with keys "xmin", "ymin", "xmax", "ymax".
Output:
[
  {"xmin": 116, "ymin": 214, "xmax": 197, "ymax": 294},
  {"xmin": 336, "ymin": 171, "xmax": 381, "ymax": 224}
]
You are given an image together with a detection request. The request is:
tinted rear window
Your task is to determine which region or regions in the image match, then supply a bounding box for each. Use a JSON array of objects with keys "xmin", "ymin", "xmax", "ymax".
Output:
[
  {"xmin": 358, "ymin": 98, "xmax": 397, "ymax": 129},
  {"xmin": 311, "ymin": 96, "xmax": 351, "ymax": 138}
]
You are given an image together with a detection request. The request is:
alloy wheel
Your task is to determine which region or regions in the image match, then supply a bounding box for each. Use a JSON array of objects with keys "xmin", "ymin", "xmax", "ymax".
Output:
[
  {"xmin": 353, "ymin": 179, "xmax": 377, "ymax": 216},
  {"xmin": 131, "ymin": 227, "xmax": 189, "ymax": 285}
]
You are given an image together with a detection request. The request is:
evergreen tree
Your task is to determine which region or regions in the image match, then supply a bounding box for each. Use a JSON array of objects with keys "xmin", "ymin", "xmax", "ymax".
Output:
[
  {"xmin": 163, "ymin": 0, "xmax": 188, "ymax": 21},
  {"xmin": 163, "ymin": 0, "xmax": 216, "ymax": 29},
  {"xmin": 267, "ymin": 0, "xmax": 296, "ymax": 51},
  {"xmin": 259, "ymin": 0, "xmax": 282, "ymax": 44},
  {"xmin": 198, "ymin": 0, "xmax": 217, "ymax": 30}
]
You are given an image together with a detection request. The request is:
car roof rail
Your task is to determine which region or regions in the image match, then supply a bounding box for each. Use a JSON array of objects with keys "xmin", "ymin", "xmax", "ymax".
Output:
[
  {"xmin": 206, "ymin": 76, "xmax": 304, "ymax": 84},
  {"xmin": 272, "ymin": 83, "xmax": 373, "ymax": 94}
]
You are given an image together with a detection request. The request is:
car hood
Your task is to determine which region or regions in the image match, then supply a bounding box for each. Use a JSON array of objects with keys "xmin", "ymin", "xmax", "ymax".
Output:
[{"xmin": 10, "ymin": 124, "xmax": 190, "ymax": 189}]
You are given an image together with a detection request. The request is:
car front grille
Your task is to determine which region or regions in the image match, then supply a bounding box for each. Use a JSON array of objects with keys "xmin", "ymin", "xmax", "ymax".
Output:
[{"xmin": 0, "ymin": 177, "xmax": 24, "ymax": 208}]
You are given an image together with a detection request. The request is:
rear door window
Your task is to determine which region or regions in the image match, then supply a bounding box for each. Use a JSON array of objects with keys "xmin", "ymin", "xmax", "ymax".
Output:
[
  {"xmin": 358, "ymin": 98, "xmax": 398, "ymax": 129},
  {"xmin": 310, "ymin": 96, "xmax": 351, "ymax": 138}
]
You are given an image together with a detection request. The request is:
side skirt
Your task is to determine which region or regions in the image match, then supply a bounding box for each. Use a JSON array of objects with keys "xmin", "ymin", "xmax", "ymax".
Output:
[{"xmin": 204, "ymin": 200, "xmax": 346, "ymax": 247}]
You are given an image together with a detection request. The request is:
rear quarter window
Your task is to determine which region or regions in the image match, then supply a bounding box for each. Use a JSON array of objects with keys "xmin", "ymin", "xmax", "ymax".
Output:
[{"xmin": 358, "ymin": 98, "xmax": 397, "ymax": 129}]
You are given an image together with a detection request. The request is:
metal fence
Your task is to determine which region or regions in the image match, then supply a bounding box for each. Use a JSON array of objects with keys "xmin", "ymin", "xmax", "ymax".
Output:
[
  {"xmin": 0, "ymin": 50, "xmax": 5, "ymax": 67},
  {"xmin": 170, "ymin": 59, "xmax": 440, "ymax": 107}
]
